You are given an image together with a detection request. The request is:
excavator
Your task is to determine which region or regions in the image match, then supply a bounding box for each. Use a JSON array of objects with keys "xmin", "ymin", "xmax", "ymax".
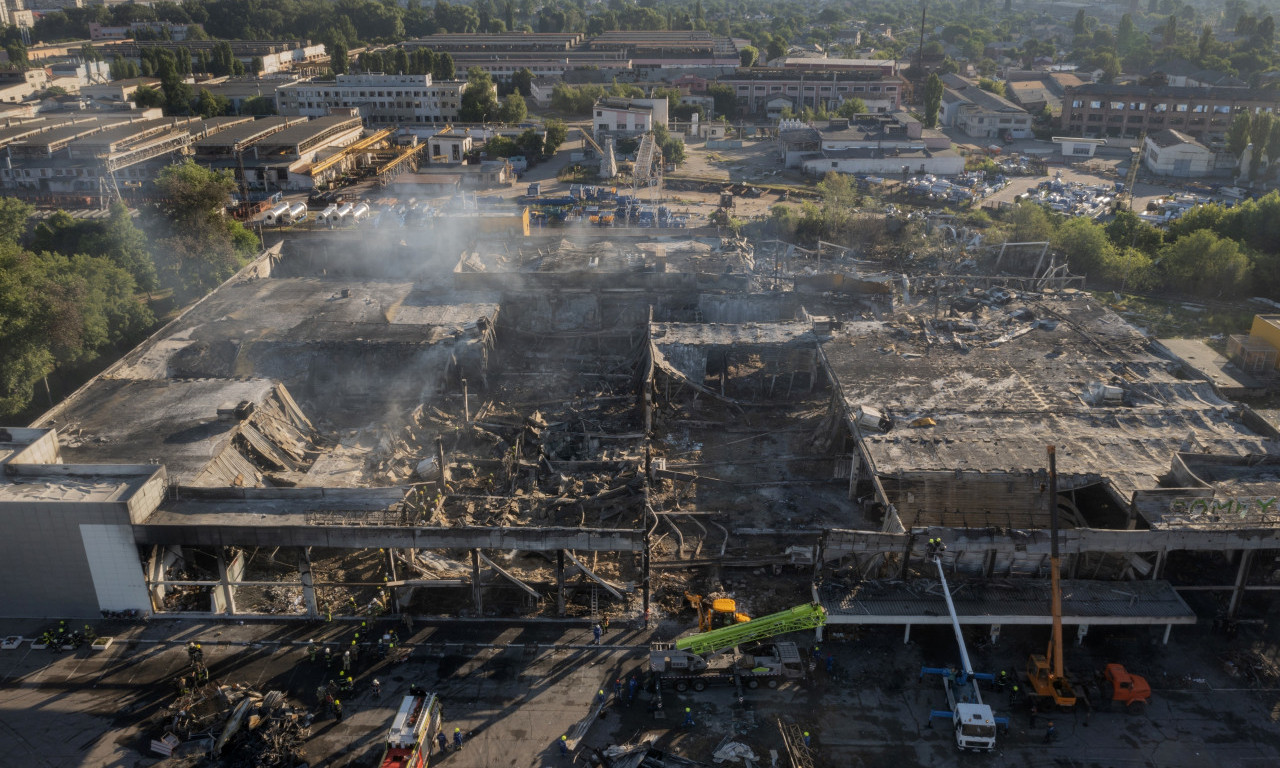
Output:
[
  {"xmin": 1024, "ymin": 445, "xmax": 1078, "ymax": 709},
  {"xmin": 685, "ymin": 591, "xmax": 750, "ymax": 633}
]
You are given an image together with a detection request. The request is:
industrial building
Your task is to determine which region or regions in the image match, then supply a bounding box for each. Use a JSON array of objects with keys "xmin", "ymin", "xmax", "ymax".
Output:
[
  {"xmin": 3, "ymin": 215, "xmax": 1279, "ymax": 642},
  {"xmin": 1060, "ymin": 82, "xmax": 1280, "ymax": 142},
  {"xmin": 274, "ymin": 73, "xmax": 471, "ymax": 126},
  {"xmin": 717, "ymin": 67, "xmax": 906, "ymax": 115}
]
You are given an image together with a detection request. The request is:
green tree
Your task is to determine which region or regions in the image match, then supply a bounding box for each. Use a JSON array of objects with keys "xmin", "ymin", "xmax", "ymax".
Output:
[
  {"xmin": 1162, "ymin": 14, "xmax": 1177, "ymax": 47},
  {"xmin": 1160, "ymin": 229, "xmax": 1251, "ymax": 297},
  {"xmin": 193, "ymin": 88, "xmax": 230, "ymax": 118},
  {"xmin": 498, "ymin": 92, "xmax": 527, "ymax": 124},
  {"xmin": 543, "ymin": 118, "xmax": 568, "ymax": 154},
  {"xmin": 1118, "ymin": 14, "xmax": 1136, "ymax": 54},
  {"xmin": 435, "ymin": 52, "xmax": 455, "ymax": 80},
  {"xmin": 0, "ymin": 196, "xmax": 32, "ymax": 243},
  {"xmin": 923, "ymin": 73, "xmax": 943, "ymax": 129},
  {"xmin": 133, "ymin": 85, "xmax": 165, "ymax": 109},
  {"xmin": 739, "ymin": 45, "xmax": 758, "ymax": 68},
  {"xmin": 1053, "ymin": 216, "xmax": 1115, "ymax": 276},
  {"xmin": 31, "ymin": 201, "xmax": 157, "ymax": 292},
  {"xmin": 977, "ymin": 77, "xmax": 1006, "ymax": 97},
  {"xmin": 835, "ymin": 97, "xmax": 868, "ymax": 117},
  {"xmin": 1105, "ymin": 209, "xmax": 1163, "ymax": 256},
  {"xmin": 511, "ymin": 67, "xmax": 534, "ymax": 97},
  {"xmin": 1073, "ymin": 9, "xmax": 1086, "ymax": 35},
  {"xmin": 241, "ymin": 95, "xmax": 276, "ymax": 115},
  {"xmin": 1227, "ymin": 113, "xmax": 1252, "ymax": 158},
  {"xmin": 459, "ymin": 67, "xmax": 498, "ymax": 122},
  {"xmin": 515, "ymin": 127, "xmax": 543, "ymax": 158},
  {"xmin": 150, "ymin": 161, "xmax": 258, "ymax": 300},
  {"xmin": 706, "ymin": 82, "xmax": 736, "ymax": 118},
  {"xmin": 1198, "ymin": 25, "xmax": 1213, "ymax": 59},
  {"xmin": 1008, "ymin": 200, "xmax": 1054, "ymax": 242},
  {"xmin": 330, "ymin": 41, "xmax": 349, "ymax": 75}
]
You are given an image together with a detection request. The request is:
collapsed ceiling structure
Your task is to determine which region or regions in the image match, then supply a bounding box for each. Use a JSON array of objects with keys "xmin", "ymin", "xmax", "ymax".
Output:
[{"xmin": 3, "ymin": 222, "xmax": 1280, "ymax": 634}]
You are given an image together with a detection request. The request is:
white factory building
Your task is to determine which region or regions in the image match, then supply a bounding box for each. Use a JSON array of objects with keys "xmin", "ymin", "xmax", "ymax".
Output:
[{"xmin": 275, "ymin": 73, "xmax": 473, "ymax": 126}]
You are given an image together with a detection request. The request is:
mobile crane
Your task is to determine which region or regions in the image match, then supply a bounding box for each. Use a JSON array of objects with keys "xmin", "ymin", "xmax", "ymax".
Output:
[
  {"xmin": 1025, "ymin": 445, "xmax": 1078, "ymax": 710},
  {"xmin": 920, "ymin": 539, "xmax": 1007, "ymax": 752},
  {"xmin": 650, "ymin": 602, "xmax": 825, "ymax": 692},
  {"xmin": 684, "ymin": 591, "xmax": 750, "ymax": 632}
]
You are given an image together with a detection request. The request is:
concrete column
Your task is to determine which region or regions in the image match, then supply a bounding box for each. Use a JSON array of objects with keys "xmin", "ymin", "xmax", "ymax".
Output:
[
  {"xmin": 556, "ymin": 549, "xmax": 566, "ymax": 617},
  {"xmin": 471, "ymin": 548, "xmax": 483, "ymax": 616},
  {"xmin": 300, "ymin": 547, "xmax": 318, "ymax": 618},
  {"xmin": 1152, "ymin": 549, "xmax": 1166, "ymax": 580},
  {"xmin": 903, "ymin": 623, "xmax": 911, "ymax": 644},
  {"xmin": 982, "ymin": 549, "xmax": 996, "ymax": 577},
  {"xmin": 385, "ymin": 547, "xmax": 397, "ymax": 613},
  {"xmin": 1227, "ymin": 549, "xmax": 1254, "ymax": 619},
  {"xmin": 217, "ymin": 551, "xmax": 237, "ymax": 616}
]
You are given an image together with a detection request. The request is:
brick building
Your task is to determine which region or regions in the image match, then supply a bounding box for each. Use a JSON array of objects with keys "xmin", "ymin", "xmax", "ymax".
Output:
[{"xmin": 1060, "ymin": 83, "xmax": 1280, "ymax": 142}]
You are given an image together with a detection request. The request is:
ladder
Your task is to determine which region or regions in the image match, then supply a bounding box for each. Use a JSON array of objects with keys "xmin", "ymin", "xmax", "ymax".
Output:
[{"xmin": 590, "ymin": 586, "xmax": 599, "ymax": 622}]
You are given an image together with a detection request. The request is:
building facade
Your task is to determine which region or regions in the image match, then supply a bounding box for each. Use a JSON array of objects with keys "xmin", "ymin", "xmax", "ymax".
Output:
[
  {"xmin": 717, "ymin": 68, "xmax": 905, "ymax": 115},
  {"xmin": 592, "ymin": 96, "xmax": 668, "ymax": 137},
  {"xmin": 276, "ymin": 74, "xmax": 470, "ymax": 125},
  {"xmin": 939, "ymin": 75, "xmax": 1033, "ymax": 140},
  {"xmin": 1142, "ymin": 129, "xmax": 1213, "ymax": 177},
  {"xmin": 1061, "ymin": 83, "xmax": 1280, "ymax": 142}
]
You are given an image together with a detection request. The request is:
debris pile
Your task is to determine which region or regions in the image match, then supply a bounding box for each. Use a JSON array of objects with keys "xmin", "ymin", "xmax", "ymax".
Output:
[{"xmin": 159, "ymin": 683, "xmax": 311, "ymax": 767}]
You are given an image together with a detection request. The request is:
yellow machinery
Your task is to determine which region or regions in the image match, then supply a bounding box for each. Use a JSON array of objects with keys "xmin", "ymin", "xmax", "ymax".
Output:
[
  {"xmin": 1025, "ymin": 445, "xmax": 1078, "ymax": 709},
  {"xmin": 685, "ymin": 591, "xmax": 750, "ymax": 632}
]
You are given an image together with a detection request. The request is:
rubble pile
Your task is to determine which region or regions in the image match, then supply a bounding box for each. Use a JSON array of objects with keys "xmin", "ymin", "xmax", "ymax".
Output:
[{"xmin": 159, "ymin": 683, "xmax": 311, "ymax": 766}]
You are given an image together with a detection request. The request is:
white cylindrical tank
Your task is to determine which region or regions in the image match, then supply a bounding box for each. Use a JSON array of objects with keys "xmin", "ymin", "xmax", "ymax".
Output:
[
  {"xmin": 351, "ymin": 202, "xmax": 370, "ymax": 221},
  {"xmin": 287, "ymin": 202, "xmax": 307, "ymax": 222},
  {"xmin": 265, "ymin": 202, "xmax": 290, "ymax": 225}
]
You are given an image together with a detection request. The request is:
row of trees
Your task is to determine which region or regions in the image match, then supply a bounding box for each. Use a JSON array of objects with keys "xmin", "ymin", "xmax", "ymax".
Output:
[
  {"xmin": 356, "ymin": 48, "xmax": 455, "ymax": 80},
  {"xmin": 1006, "ymin": 199, "xmax": 1279, "ymax": 299},
  {"xmin": 0, "ymin": 162, "xmax": 259, "ymax": 419}
]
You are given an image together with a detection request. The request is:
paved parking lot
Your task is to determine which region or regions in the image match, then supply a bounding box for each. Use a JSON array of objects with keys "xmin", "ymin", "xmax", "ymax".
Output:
[{"xmin": 2, "ymin": 614, "xmax": 1279, "ymax": 768}]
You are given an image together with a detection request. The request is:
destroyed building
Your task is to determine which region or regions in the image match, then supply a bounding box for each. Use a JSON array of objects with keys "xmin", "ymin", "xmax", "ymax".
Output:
[{"xmin": 2, "ymin": 222, "xmax": 1280, "ymax": 641}]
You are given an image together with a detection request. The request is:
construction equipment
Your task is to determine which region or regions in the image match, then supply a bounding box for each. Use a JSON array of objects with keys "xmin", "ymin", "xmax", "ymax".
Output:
[
  {"xmin": 650, "ymin": 603, "xmax": 825, "ymax": 691},
  {"xmin": 1025, "ymin": 445, "xmax": 1078, "ymax": 709},
  {"xmin": 685, "ymin": 591, "xmax": 750, "ymax": 632},
  {"xmin": 1117, "ymin": 130, "xmax": 1146, "ymax": 211},
  {"xmin": 920, "ymin": 539, "xmax": 1006, "ymax": 752},
  {"xmin": 1102, "ymin": 663, "xmax": 1151, "ymax": 714}
]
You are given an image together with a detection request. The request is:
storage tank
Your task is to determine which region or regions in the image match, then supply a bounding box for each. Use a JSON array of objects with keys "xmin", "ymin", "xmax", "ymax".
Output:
[
  {"xmin": 334, "ymin": 203, "xmax": 354, "ymax": 221},
  {"xmin": 264, "ymin": 202, "xmax": 291, "ymax": 226},
  {"xmin": 318, "ymin": 204, "xmax": 338, "ymax": 223},
  {"xmin": 287, "ymin": 202, "xmax": 307, "ymax": 223},
  {"xmin": 351, "ymin": 202, "xmax": 370, "ymax": 221}
]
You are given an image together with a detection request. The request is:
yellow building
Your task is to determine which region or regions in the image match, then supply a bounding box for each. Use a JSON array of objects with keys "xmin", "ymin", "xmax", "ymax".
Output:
[{"xmin": 1228, "ymin": 315, "xmax": 1280, "ymax": 372}]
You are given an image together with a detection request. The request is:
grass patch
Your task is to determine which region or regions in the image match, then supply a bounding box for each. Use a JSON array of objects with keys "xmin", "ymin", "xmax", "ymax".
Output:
[{"xmin": 1093, "ymin": 291, "xmax": 1257, "ymax": 340}]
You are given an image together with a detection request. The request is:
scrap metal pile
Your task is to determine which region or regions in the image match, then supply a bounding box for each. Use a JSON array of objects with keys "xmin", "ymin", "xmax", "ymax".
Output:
[{"xmin": 159, "ymin": 683, "xmax": 312, "ymax": 767}]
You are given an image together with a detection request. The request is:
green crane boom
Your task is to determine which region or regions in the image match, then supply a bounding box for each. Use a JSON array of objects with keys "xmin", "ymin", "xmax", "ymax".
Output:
[{"xmin": 674, "ymin": 603, "xmax": 826, "ymax": 657}]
